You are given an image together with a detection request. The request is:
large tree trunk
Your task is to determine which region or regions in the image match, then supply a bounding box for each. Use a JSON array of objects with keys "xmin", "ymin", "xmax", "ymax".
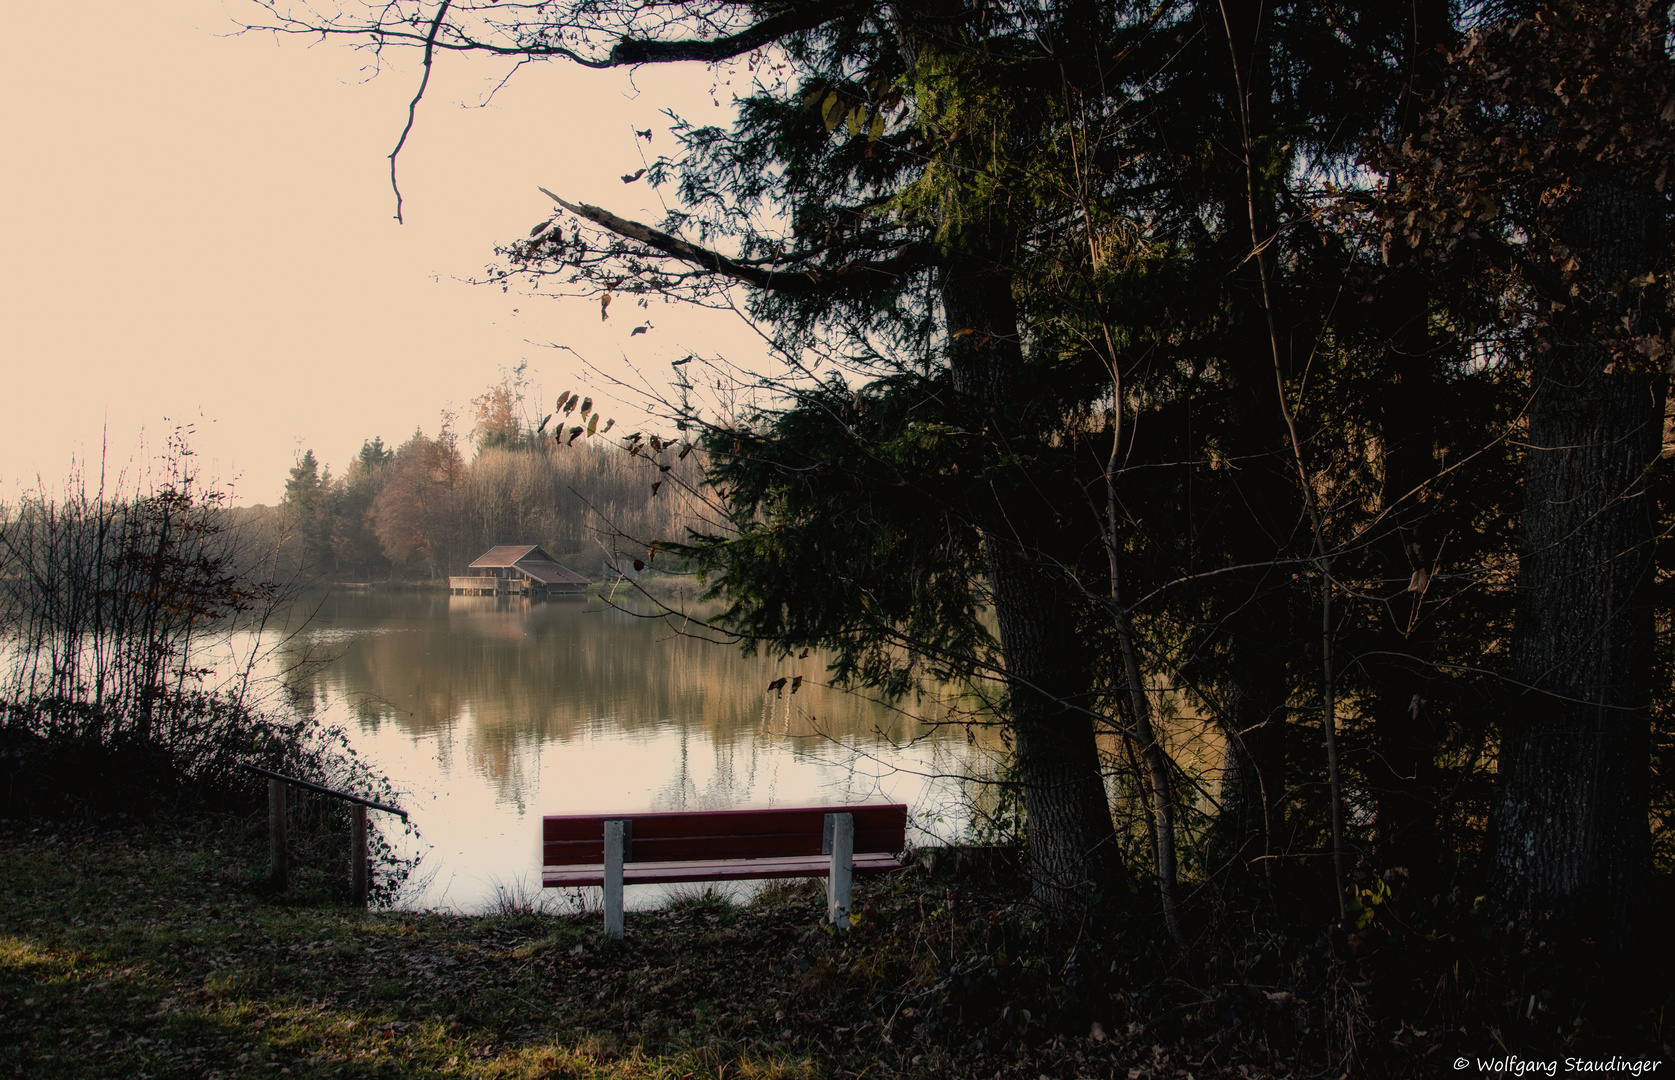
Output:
[
  {"xmin": 988, "ymin": 545, "xmax": 1128, "ymax": 906},
  {"xmin": 1364, "ymin": 0, "xmax": 1454, "ymax": 882},
  {"xmin": 1362, "ymin": 247, "xmax": 1449, "ymax": 885},
  {"xmin": 1210, "ymin": 0, "xmax": 1296, "ymax": 873},
  {"xmin": 942, "ymin": 254, "xmax": 1125, "ymax": 910},
  {"xmin": 1490, "ymin": 170, "xmax": 1665, "ymax": 951},
  {"xmin": 1218, "ymin": 624, "xmax": 1291, "ymax": 867}
]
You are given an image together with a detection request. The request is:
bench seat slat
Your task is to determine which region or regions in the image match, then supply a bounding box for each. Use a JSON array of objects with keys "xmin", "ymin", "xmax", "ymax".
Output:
[
  {"xmin": 543, "ymin": 805, "xmax": 906, "ymax": 843},
  {"xmin": 541, "ymin": 804, "xmax": 908, "ymax": 868},
  {"xmin": 544, "ymin": 808, "xmax": 832, "ymax": 842},
  {"xmin": 543, "ymin": 829, "xmax": 905, "ymax": 866},
  {"xmin": 541, "ymin": 852, "xmax": 902, "ymax": 888}
]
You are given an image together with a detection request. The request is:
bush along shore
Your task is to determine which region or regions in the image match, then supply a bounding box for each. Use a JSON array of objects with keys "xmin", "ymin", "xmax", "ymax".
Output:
[{"xmin": 3, "ymin": 811, "xmax": 1669, "ymax": 1080}]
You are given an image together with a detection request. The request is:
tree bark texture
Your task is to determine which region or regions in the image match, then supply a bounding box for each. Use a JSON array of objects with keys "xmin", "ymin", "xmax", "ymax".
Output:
[
  {"xmin": 1363, "ymin": 263, "xmax": 1451, "ymax": 878},
  {"xmin": 1365, "ymin": 0, "xmax": 1454, "ymax": 881},
  {"xmin": 1490, "ymin": 171, "xmax": 1665, "ymax": 950},
  {"xmin": 941, "ymin": 254, "xmax": 1125, "ymax": 909},
  {"xmin": 1218, "ymin": 627, "xmax": 1290, "ymax": 867},
  {"xmin": 1210, "ymin": 0, "xmax": 1297, "ymax": 871}
]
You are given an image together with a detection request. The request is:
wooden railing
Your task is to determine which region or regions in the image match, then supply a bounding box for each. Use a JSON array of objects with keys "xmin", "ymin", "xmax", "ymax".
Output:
[
  {"xmin": 448, "ymin": 576, "xmax": 527, "ymax": 594},
  {"xmin": 240, "ymin": 763, "xmax": 407, "ymax": 908}
]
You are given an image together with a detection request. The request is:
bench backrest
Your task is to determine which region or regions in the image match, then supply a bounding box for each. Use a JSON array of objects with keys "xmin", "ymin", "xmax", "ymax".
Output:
[{"xmin": 542, "ymin": 804, "xmax": 908, "ymax": 867}]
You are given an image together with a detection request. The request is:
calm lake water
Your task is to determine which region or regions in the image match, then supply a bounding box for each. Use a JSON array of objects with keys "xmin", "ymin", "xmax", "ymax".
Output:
[{"xmin": 269, "ymin": 590, "xmax": 1002, "ymax": 912}]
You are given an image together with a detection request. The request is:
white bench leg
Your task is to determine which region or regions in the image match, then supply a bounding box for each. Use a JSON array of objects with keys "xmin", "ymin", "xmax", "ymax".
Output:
[
  {"xmin": 603, "ymin": 819, "xmax": 625, "ymax": 940},
  {"xmin": 827, "ymin": 812, "xmax": 853, "ymax": 927}
]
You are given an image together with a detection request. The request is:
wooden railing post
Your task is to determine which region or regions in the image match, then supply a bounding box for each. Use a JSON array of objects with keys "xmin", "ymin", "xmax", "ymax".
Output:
[
  {"xmin": 827, "ymin": 812, "xmax": 853, "ymax": 927},
  {"xmin": 268, "ymin": 779, "xmax": 288, "ymax": 889},
  {"xmin": 242, "ymin": 764, "xmax": 405, "ymax": 909},
  {"xmin": 603, "ymin": 819, "xmax": 626, "ymax": 940},
  {"xmin": 351, "ymin": 803, "xmax": 369, "ymax": 908}
]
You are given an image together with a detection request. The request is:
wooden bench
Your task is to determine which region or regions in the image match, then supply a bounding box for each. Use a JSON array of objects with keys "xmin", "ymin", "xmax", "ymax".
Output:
[{"xmin": 541, "ymin": 804, "xmax": 908, "ymax": 938}]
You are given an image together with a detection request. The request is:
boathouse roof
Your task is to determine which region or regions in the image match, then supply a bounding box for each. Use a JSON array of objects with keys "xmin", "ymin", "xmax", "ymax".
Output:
[
  {"xmin": 515, "ymin": 561, "xmax": 590, "ymax": 587},
  {"xmin": 469, "ymin": 544, "xmax": 556, "ymax": 568},
  {"xmin": 466, "ymin": 545, "xmax": 590, "ymax": 587}
]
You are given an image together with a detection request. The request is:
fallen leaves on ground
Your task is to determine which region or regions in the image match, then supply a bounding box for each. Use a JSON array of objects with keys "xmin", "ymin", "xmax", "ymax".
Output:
[{"xmin": 0, "ymin": 819, "xmax": 1292, "ymax": 1079}]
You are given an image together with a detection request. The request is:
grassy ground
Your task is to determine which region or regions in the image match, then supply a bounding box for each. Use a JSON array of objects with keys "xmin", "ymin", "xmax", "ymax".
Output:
[
  {"xmin": 23, "ymin": 813, "xmax": 1675, "ymax": 1080},
  {"xmin": 0, "ymin": 815, "xmax": 1258, "ymax": 1080}
]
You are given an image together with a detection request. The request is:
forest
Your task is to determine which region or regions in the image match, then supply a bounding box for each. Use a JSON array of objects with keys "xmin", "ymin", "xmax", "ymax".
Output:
[
  {"xmin": 268, "ymin": 370, "xmax": 708, "ymax": 582},
  {"xmin": 235, "ymin": 0, "xmax": 1672, "ymax": 1067}
]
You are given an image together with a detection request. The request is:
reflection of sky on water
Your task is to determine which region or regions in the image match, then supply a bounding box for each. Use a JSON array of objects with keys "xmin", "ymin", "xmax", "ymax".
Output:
[{"xmin": 266, "ymin": 591, "xmax": 1003, "ymax": 912}]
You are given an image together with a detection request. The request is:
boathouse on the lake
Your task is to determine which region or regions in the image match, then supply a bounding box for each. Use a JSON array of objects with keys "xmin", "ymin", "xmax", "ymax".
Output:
[{"xmin": 449, "ymin": 545, "xmax": 590, "ymax": 596}]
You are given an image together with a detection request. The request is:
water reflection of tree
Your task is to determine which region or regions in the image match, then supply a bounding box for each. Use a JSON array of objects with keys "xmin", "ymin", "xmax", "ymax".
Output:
[{"xmin": 276, "ymin": 593, "xmax": 1007, "ymax": 807}]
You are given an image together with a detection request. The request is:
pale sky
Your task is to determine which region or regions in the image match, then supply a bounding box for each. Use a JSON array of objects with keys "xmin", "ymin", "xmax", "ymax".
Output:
[{"xmin": 1, "ymin": 2, "xmax": 769, "ymax": 505}]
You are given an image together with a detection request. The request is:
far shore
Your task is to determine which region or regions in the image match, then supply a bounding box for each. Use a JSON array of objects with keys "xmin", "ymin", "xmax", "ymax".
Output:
[{"xmin": 310, "ymin": 574, "xmax": 708, "ymax": 602}]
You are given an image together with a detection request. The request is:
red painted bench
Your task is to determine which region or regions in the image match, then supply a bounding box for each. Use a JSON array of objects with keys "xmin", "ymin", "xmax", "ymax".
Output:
[{"xmin": 541, "ymin": 804, "xmax": 908, "ymax": 937}]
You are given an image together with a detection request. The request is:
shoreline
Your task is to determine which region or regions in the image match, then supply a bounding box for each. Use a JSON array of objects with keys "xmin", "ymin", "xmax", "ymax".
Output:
[{"xmin": 311, "ymin": 575, "xmax": 708, "ymax": 603}]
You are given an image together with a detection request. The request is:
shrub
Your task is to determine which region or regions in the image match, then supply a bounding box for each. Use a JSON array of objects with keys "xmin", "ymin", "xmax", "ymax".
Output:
[{"xmin": 0, "ymin": 435, "xmax": 417, "ymax": 904}]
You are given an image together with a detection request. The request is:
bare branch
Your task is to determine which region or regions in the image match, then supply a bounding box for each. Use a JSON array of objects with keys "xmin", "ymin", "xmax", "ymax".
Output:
[
  {"xmin": 538, "ymin": 190, "xmax": 931, "ymax": 293},
  {"xmin": 245, "ymin": 1, "xmax": 858, "ymax": 70},
  {"xmin": 603, "ymin": 4, "xmax": 857, "ymax": 66},
  {"xmin": 389, "ymin": 0, "xmax": 453, "ymax": 224}
]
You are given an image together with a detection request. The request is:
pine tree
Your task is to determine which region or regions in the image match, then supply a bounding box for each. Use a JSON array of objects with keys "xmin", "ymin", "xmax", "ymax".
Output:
[{"xmin": 280, "ymin": 449, "xmax": 335, "ymax": 573}]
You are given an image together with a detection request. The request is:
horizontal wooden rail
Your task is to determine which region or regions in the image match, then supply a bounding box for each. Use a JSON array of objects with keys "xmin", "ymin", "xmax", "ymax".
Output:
[
  {"xmin": 239, "ymin": 764, "xmax": 408, "ymax": 909},
  {"xmin": 239, "ymin": 763, "xmax": 408, "ymax": 821}
]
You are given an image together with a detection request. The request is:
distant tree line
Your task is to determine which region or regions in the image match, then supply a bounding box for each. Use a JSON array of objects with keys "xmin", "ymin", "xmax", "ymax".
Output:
[{"xmin": 272, "ymin": 375, "xmax": 707, "ymax": 581}]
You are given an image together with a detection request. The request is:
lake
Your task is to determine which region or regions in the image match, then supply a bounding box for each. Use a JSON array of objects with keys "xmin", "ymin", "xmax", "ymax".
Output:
[{"xmin": 269, "ymin": 589, "xmax": 1004, "ymax": 911}]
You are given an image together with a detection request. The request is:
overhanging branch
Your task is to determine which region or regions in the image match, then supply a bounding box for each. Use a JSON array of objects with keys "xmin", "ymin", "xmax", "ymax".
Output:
[
  {"xmin": 389, "ymin": 0, "xmax": 452, "ymax": 223},
  {"xmin": 604, "ymin": 4, "xmax": 858, "ymax": 66},
  {"xmin": 248, "ymin": 2, "xmax": 861, "ymax": 70},
  {"xmin": 539, "ymin": 190, "xmax": 930, "ymax": 293}
]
